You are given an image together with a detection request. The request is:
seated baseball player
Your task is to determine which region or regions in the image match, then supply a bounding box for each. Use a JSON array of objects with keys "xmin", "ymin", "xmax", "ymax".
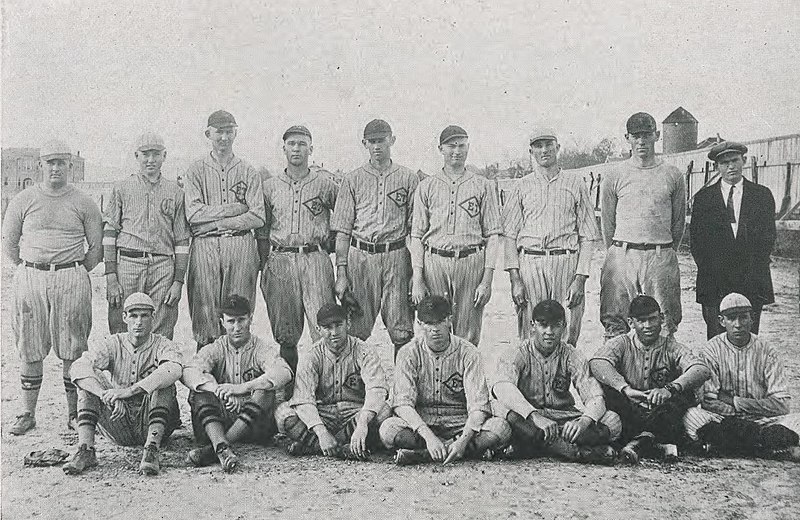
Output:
[
  {"xmin": 589, "ymin": 295, "xmax": 711, "ymax": 463},
  {"xmin": 379, "ymin": 295, "xmax": 511, "ymax": 465},
  {"xmin": 275, "ymin": 303, "xmax": 391, "ymax": 460},
  {"xmin": 490, "ymin": 300, "xmax": 621, "ymax": 464},
  {"xmin": 63, "ymin": 293, "xmax": 182, "ymax": 476},
  {"xmin": 683, "ymin": 293, "xmax": 800, "ymax": 461},
  {"xmin": 182, "ymin": 295, "xmax": 292, "ymax": 473}
]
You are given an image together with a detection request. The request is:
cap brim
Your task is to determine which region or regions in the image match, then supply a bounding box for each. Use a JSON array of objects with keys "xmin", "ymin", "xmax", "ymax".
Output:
[
  {"xmin": 137, "ymin": 146, "xmax": 166, "ymax": 152},
  {"xmin": 441, "ymin": 134, "xmax": 468, "ymax": 144},
  {"xmin": 530, "ymin": 135, "xmax": 557, "ymax": 144},
  {"xmin": 713, "ymin": 149, "xmax": 744, "ymax": 160},
  {"xmin": 720, "ymin": 305, "xmax": 752, "ymax": 314},
  {"xmin": 124, "ymin": 305, "xmax": 154, "ymax": 312},
  {"xmin": 40, "ymin": 153, "xmax": 72, "ymax": 160}
]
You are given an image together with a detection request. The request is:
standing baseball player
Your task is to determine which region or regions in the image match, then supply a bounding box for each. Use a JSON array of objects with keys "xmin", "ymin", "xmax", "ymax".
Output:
[
  {"xmin": 489, "ymin": 300, "xmax": 621, "ymax": 464},
  {"xmin": 599, "ymin": 112, "xmax": 686, "ymax": 339},
  {"xmin": 683, "ymin": 293, "xmax": 800, "ymax": 460},
  {"xmin": 104, "ymin": 132, "xmax": 191, "ymax": 339},
  {"xmin": 256, "ymin": 125, "xmax": 337, "ymax": 372},
  {"xmin": 2, "ymin": 140, "xmax": 102, "ymax": 435},
  {"xmin": 503, "ymin": 128, "xmax": 601, "ymax": 345},
  {"xmin": 182, "ymin": 295, "xmax": 293, "ymax": 473},
  {"xmin": 275, "ymin": 303, "xmax": 391, "ymax": 460},
  {"xmin": 379, "ymin": 296, "xmax": 511, "ymax": 465},
  {"xmin": 184, "ymin": 110, "xmax": 266, "ymax": 350},
  {"xmin": 331, "ymin": 119, "xmax": 421, "ymax": 357},
  {"xmin": 63, "ymin": 293, "xmax": 183, "ymax": 476},
  {"xmin": 410, "ymin": 126, "xmax": 502, "ymax": 346}
]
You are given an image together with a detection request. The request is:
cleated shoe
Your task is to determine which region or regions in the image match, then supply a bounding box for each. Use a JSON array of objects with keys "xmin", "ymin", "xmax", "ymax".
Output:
[
  {"xmin": 63, "ymin": 444, "xmax": 98, "ymax": 475},
  {"xmin": 139, "ymin": 443, "xmax": 160, "ymax": 476},
  {"xmin": 578, "ymin": 445, "xmax": 617, "ymax": 466},
  {"xmin": 10, "ymin": 413, "xmax": 36, "ymax": 436},
  {"xmin": 187, "ymin": 445, "xmax": 218, "ymax": 467},
  {"xmin": 393, "ymin": 448, "xmax": 431, "ymax": 466},
  {"xmin": 216, "ymin": 443, "xmax": 238, "ymax": 473}
]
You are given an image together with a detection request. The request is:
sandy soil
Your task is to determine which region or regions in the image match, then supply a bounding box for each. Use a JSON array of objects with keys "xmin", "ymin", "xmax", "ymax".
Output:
[{"xmin": 2, "ymin": 251, "xmax": 799, "ymax": 520}]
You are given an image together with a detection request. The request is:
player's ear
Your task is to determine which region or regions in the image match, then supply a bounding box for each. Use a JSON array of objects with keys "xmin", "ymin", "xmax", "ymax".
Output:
[
  {"xmin": 162, "ymin": 150, "xmax": 167, "ymax": 161},
  {"xmin": 308, "ymin": 143, "xmax": 313, "ymax": 155},
  {"xmin": 362, "ymin": 139, "xmax": 369, "ymax": 149},
  {"xmin": 389, "ymin": 135, "xmax": 397, "ymax": 146},
  {"xmin": 718, "ymin": 315, "xmax": 725, "ymax": 329},
  {"xmin": 205, "ymin": 128, "xmax": 211, "ymax": 139},
  {"xmin": 654, "ymin": 130, "xmax": 661, "ymax": 142}
]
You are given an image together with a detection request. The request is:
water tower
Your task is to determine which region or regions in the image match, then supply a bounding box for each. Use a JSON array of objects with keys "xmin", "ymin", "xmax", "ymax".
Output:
[{"xmin": 662, "ymin": 107, "xmax": 698, "ymax": 154}]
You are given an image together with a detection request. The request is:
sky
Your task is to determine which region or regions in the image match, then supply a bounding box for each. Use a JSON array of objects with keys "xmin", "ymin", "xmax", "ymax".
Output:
[{"xmin": 2, "ymin": 0, "xmax": 799, "ymax": 180}]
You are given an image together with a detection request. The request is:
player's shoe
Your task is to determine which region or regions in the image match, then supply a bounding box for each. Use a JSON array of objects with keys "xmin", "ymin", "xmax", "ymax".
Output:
[
  {"xmin": 760, "ymin": 424, "xmax": 800, "ymax": 450},
  {"xmin": 10, "ymin": 412, "xmax": 36, "ymax": 435},
  {"xmin": 393, "ymin": 448, "xmax": 431, "ymax": 466},
  {"xmin": 187, "ymin": 445, "xmax": 218, "ymax": 467},
  {"xmin": 577, "ymin": 445, "xmax": 617, "ymax": 466},
  {"xmin": 655, "ymin": 443, "xmax": 679, "ymax": 462},
  {"xmin": 216, "ymin": 443, "xmax": 238, "ymax": 473},
  {"xmin": 63, "ymin": 444, "xmax": 98, "ymax": 475},
  {"xmin": 139, "ymin": 443, "xmax": 160, "ymax": 476}
]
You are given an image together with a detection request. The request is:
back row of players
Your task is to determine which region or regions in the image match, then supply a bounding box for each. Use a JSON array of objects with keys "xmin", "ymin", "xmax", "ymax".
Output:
[{"xmin": 3, "ymin": 110, "xmax": 797, "ymax": 475}]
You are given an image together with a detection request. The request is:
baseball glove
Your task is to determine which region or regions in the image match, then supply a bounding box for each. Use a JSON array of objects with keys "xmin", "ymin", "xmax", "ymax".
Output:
[{"xmin": 24, "ymin": 448, "xmax": 71, "ymax": 467}]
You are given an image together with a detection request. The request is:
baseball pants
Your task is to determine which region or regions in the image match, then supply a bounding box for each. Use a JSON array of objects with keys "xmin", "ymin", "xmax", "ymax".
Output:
[
  {"xmin": 347, "ymin": 246, "xmax": 414, "ymax": 346},
  {"xmin": 505, "ymin": 408, "xmax": 622, "ymax": 453},
  {"xmin": 189, "ymin": 390, "xmax": 278, "ymax": 446},
  {"xmin": 603, "ymin": 386, "xmax": 695, "ymax": 444},
  {"xmin": 379, "ymin": 415, "xmax": 512, "ymax": 449},
  {"xmin": 423, "ymin": 250, "xmax": 486, "ymax": 346},
  {"xmin": 683, "ymin": 407, "xmax": 800, "ymax": 442},
  {"xmin": 188, "ymin": 234, "xmax": 259, "ymax": 346},
  {"xmin": 108, "ymin": 254, "xmax": 179, "ymax": 339},
  {"xmin": 276, "ymin": 401, "xmax": 391, "ymax": 451},
  {"xmin": 261, "ymin": 250, "xmax": 335, "ymax": 368},
  {"xmin": 600, "ymin": 245, "xmax": 681, "ymax": 339},
  {"xmin": 12, "ymin": 263, "xmax": 92, "ymax": 363},
  {"xmin": 517, "ymin": 252, "xmax": 584, "ymax": 345},
  {"xmin": 701, "ymin": 301, "xmax": 763, "ymax": 340}
]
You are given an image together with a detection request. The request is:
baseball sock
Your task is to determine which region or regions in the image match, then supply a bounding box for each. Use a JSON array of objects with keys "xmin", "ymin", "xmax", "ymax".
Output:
[
  {"xmin": 63, "ymin": 362, "xmax": 77, "ymax": 419},
  {"xmin": 20, "ymin": 361, "xmax": 44, "ymax": 415},
  {"xmin": 281, "ymin": 414, "xmax": 308, "ymax": 441},
  {"xmin": 227, "ymin": 402, "xmax": 264, "ymax": 443},
  {"xmin": 146, "ymin": 408, "xmax": 169, "ymax": 447},
  {"xmin": 76, "ymin": 407, "xmax": 99, "ymax": 448}
]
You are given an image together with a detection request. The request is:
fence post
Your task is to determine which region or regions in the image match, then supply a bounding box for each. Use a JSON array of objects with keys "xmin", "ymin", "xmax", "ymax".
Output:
[
  {"xmin": 595, "ymin": 173, "xmax": 602, "ymax": 212},
  {"xmin": 685, "ymin": 162, "xmax": 692, "ymax": 202},
  {"xmin": 778, "ymin": 162, "xmax": 793, "ymax": 217},
  {"xmin": 751, "ymin": 156, "xmax": 759, "ymax": 184},
  {"xmin": 704, "ymin": 161, "xmax": 710, "ymax": 184}
]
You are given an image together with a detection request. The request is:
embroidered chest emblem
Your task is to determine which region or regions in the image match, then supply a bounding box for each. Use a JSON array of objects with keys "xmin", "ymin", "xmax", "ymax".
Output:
[
  {"xmin": 160, "ymin": 198, "xmax": 175, "ymax": 217},
  {"xmin": 303, "ymin": 196, "xmax": 325, "ymax": 216},
  {"xmin": 387, "ymin": 187, "xmax": 409, "ymax": 207},
  {"xmin": 552, "ymin": 372, "xmax": 571, "ymax": 395},
  {"xmin": 649, "ymin": 366, "xmax": 671, "ymax": 388},
  {"xmin": 442, "ymin": 372, "xmax": 464, "ymax": 394},
  {"xmin": 230, "ymin": 181, "xmax": 248, "ymax": 204},
  {"xmin": 242, "ymin": 368, "xmax": 264, "ymax": 382},
  {"xmin": 344, "ymin": 372, "xmax": 365, "ymax": 392},
  {"xmin": 459, "ymin": 196, "xmax": 480, "ymax": 218}
]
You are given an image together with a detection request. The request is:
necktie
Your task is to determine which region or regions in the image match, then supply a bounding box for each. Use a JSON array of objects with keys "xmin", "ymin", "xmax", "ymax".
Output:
[{"xmin": 726, "ymin": 184, "xmax": 736, "ymax": 223}]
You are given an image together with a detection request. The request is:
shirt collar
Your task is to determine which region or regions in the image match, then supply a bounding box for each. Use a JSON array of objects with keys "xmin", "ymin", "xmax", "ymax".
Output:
[
  {"xmin": 206, "ymin": 151, "xmax": 240, "ymax": 171},
  {"xmin": 631, "ymin": 330, "xmax": 666, "ymax": 352},
  {"xmin": 278, "ymin": 168, "xmax": 316, "ymax": 187},
  {"xmin": 324, "ymin": 336, "xmax": 354, "ymax": 361},
  {"xmin": 435, "ymin": 168, "xmax": 472, "ymax": 185},
  {"xmin": 363, "ymin": 160, "xmax": 398, "ymax": 177}
]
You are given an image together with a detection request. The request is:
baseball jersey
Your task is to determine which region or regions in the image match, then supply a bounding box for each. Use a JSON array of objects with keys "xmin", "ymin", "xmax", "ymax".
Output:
[
  {"xmin": 255, "ymin": 170, "xmax": 337, "ymax": 247},
  {"xmin": 701, "ymin": 333, "xmax": 791, "ymax": 417},
  {"xmin": 600, "ymin": 159, "xmax": 685, "ymax": 246},
  {"xmin": 290, "ymin": 335, "xmax": 388, "ymax": 413},
  {"xmin": 2, "ymin": 184, "xmax": 103, "ymax": 265},
  {"xmin": 592, "ymin": 331, "xmax": 704, "ymax": 392},
  {"xmin": 490, "ymin": 340, "xmax": 604, "ymax": 421},
  {"xmin": 70, "ymin": 333, "xmax": 183, "ymax": 395},
  {"xmin": 183, "ymin": 334, "xmax": 292, "ymax": 390},
  {"xmin": 103, "ymin": 174, "xmax": 191, "ymax": 254},
  {"xmin": 411, "ymin": 170, "xmax": 502, "ymax": 250},
  {"xmin": 183, "ymin": 153, "xmax": 266, "ymax": 233},
  {"xmin": 330, "ymin": 162, "xmax": 421, "ymax": 243},
  {"xmin": 393, "ymin": 334, "xmax": 491, "ymax": 431}
]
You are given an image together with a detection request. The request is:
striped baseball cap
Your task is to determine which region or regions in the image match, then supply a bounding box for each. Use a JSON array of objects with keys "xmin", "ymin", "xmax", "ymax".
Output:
[{"xmin": 135, "ymin": 132, "xmax": 166, "ymax": 152}]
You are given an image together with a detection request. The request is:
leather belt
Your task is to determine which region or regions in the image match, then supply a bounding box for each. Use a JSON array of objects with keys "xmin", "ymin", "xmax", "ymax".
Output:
[
  {"xmin": 24, "ymin": 260, "xmax": 81, "ymax": 271},
  {"xmin": 612, "ymin": 240, "xmax": 672, "ymax": 251},
  {"xmin": 426, "ymin": 245, "xmax": 485, "ymax": 259},
  {"xmin": 518, "ymin": 247, "xmax": 576, "ymax": 256},
  {"xmin": 351, "ymin": 237, "xmax": 406, "ymax": 254},
  {"xmin": 272, "ymin": 243, "xmax": 322, "ymax": 254},
  {"xmin": 119, "ymin": 250, "xmax": 169, "ymax": 259},
  {"xmin": 196, "ymin": 229, "xmax": 252, "ymax": 238}
]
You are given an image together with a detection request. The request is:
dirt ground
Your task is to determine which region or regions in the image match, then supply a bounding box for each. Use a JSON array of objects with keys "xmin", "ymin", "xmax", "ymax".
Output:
[{"xmin": 2, "ymin": 251, "xmax": 799, "ymax": 520}]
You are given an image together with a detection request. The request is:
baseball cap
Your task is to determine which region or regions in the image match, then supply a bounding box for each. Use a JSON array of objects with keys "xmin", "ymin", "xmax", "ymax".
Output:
[
  {"xmin": 416, "ymin": 295, "xmax": 452, "ymax": 324},
  {"xmin": 708, "ymin": 141, "xmax": 748, "ymax": 162},
  {"xmin": 219, "ymin": 294, "xmax": 252, "ymax": 316},
  {"xmin": 626, "ymin": 112, "xmax": 657, "ymax": 134},
  {"xmin": 317, "ymin": 303, "xmax": 348, "ymax": 327},
  {"xmin": 123, "ymin": 292, "xmax": 156, "ymax": 313},
  {"xmin": 628, "ymin": 295, "xmax": 661, "ymax": 318},
  {"xmin": 363, "ymin": 119, "xmax": 392, "ymax": 139},
  {"xmin": 282, "ymin": 125, "xmax": 312, "ymax": 142},
  {"xmin": 207, "ymin": 110, "xmax": 238, "ymax": 129},
  {"xmin": 439, "ymin": 125, "xmax": 468, "ymax": 145},
  {"xmin": 529, "ymin": 127, "xmax": 558, "ymax": 145},
  {"xmin": 531, "ymin": 300, "xmax": 566, "ymax": 324},
  {"xmin": 39, "ymin": 140, "xmax": 72, "ymax": 161},
  {"xmin": 135, "ymin": 132, "xmax": 166, "ymax": 152},
  {"xmin": 719, "ymin": 293, "xmax": 752, "ymax": 314}
]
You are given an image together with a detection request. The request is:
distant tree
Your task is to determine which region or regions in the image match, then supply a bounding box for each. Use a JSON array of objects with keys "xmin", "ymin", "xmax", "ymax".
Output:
[{"xmin": 559, "ymin": 137, "xmax": 621, "ymax": 169}]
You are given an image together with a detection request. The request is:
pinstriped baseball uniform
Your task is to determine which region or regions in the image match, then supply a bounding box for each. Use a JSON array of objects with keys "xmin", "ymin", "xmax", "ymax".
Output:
[
  {"xmin": 3, "ymin": 184, "xmax": 102, "ymax": 363},
  {"xmin": 256, "ymin": 169, "xmax": 337, "ymax": 352},
  {"xmin": 411, "ymin": 170, "xmax": 502, "ymax": 345},
  {"xmin": 103, "ymin": 174, "xmax": 191, "ymax": 338},
  {"xmin": 184, "ymin": 153, "xmax": 265, "ymax": 346},
  {"xmin": 330, "ymin": 162, "xmax": 421, "ymax": 345},
  {"xmin": 69, "ymin": 333, "xmax": 182, "ymax": 446},
  {"xmin": 502, "ymin": 169, "xmax": 600, "ymax": 343}
]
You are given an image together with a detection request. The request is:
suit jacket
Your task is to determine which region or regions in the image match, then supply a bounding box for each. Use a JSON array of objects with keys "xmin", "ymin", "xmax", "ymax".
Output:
[{"xmin": 690, "ymin": 178, "xmax": 775, "ymax": 305}]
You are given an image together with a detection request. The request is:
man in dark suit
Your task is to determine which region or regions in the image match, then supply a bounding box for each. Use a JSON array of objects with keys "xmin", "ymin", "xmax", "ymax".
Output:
[{"xmin": 690, "ymin": 141, "xmax": 776, "ymax": 339}]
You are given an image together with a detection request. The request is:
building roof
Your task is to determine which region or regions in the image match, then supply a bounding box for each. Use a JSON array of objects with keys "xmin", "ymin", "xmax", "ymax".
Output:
[{"xmin": 663, "ymin": 106, "xmax": 698, "ymax": 124}]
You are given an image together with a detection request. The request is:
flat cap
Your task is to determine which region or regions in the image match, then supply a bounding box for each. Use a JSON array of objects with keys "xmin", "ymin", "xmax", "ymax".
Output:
[
  {"xmin": 282, "ymin": 125, "xmax": 312, "ymax": 141},
  {"xmin": 124, "ymin": 292, "xmax": 156, "ymax": 313},
  {"xmin": 439, "ymin": 125, "xmax": 468, "ymax": 145},
  {"xmin": 416, "ymin": 295, "xmax": 452, "ymax": 324},
  {"xmin": 207, "ymin": 110, "xmax": 238, "ymax": 129},
  {"xmin": 135, "ymin": 132, "xmax": 166, "ymax": 152},
  {"xmin": 317, "ymin": 303, "xmax": 348, "ymax": 327},
  {"xmin": 363, "ymin": 119, "xmax": 392, "ymax": 139},
  {"xmin": 39, "ymin": 140, "xmax": 72, "ymax": 161},
  {"xmin": 219, "ymin": 294, "xmax": 252, "ymax": 316},
  {"xmin": 626, "ymin": 112, "xmax": 657, "ymax": 134},
  {"xmin": 708, "ymin": 141, "xmax": 748, "ymax": 162},
  {"xmin": 529, "ymin": 127, "xmax": 558, "ymax": 145},
  {"xmin": 719, "ymin": 293, "xmax": 752, "ymax": 314}
]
